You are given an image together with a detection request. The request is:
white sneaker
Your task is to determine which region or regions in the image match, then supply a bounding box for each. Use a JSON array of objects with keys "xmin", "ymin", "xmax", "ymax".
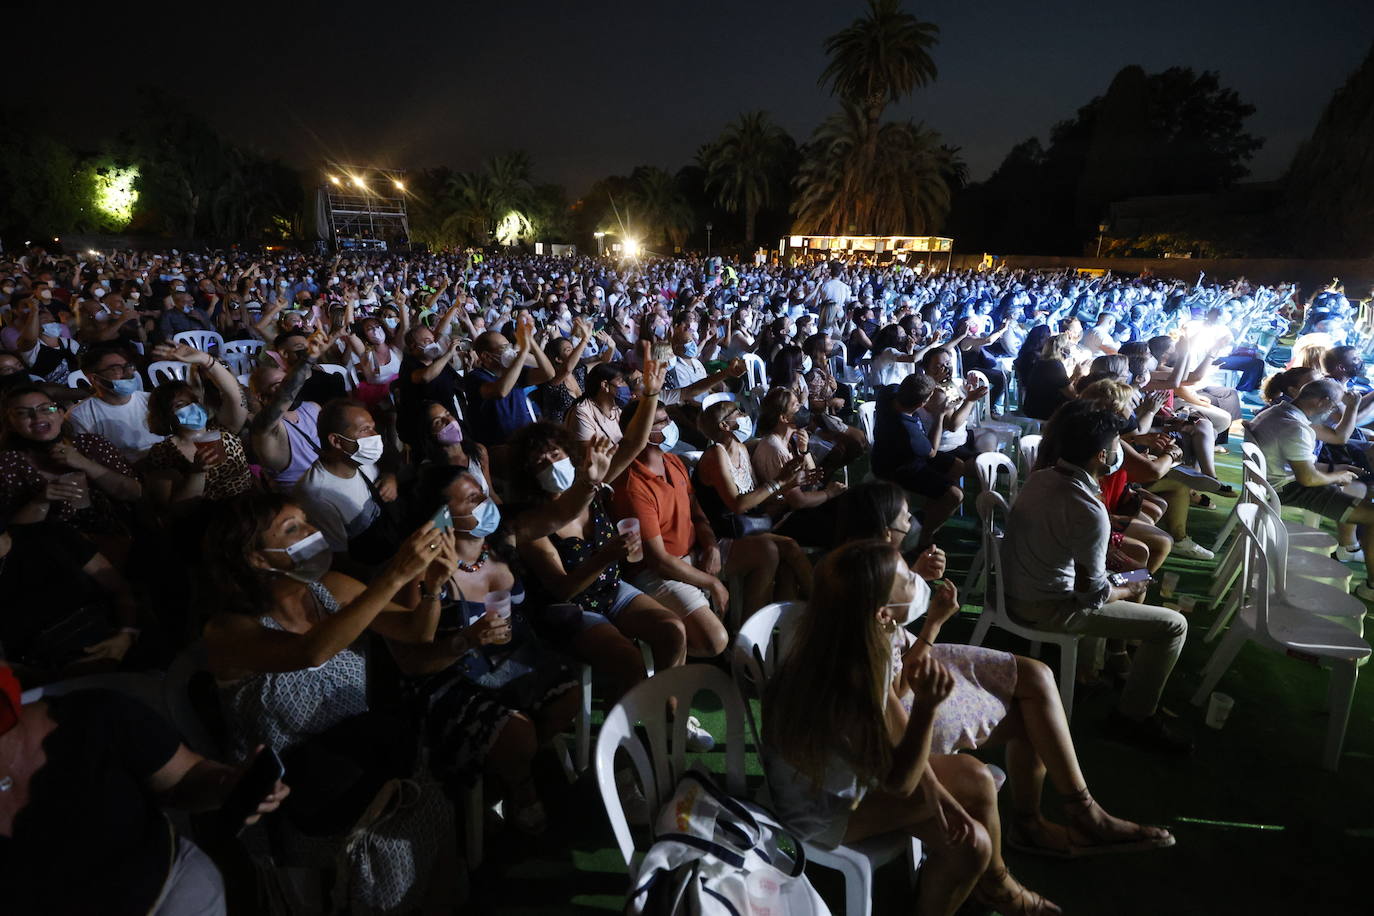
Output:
[
  {"xmin": 1173, "ymin": 538, "xmax": 1215, "ymax": 561},
  {"xmin": 685, "ymin": 716, "xmax": 716, "ymax": 752},
  {"xmin": 1336, "ymin": 544, "xmax": 1365, "ymax": 563}
]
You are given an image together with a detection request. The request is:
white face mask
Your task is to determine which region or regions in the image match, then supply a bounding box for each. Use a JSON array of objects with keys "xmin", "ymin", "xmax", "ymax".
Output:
[
  {"xmin": 1104, "ymin": 446, "xmax": 1125, "ymax": 475},
  {"xmin": 499, "ymin": 346, "xmax": 520, "ymax": 368},
  {"xmin": 731, "ymin": 414, "xmax": 753, "ymax": 443},
  {"xmin": 263, "ymin": 530, "xmax": 331, "ymax": 582},
  {"xmin": 536, "ymin": 457, "xmax": 577, "ymax": 494},
  {"xmin": 882, "ymin": 569, "xmax": 929, "ymax": 625},
  {"xmin": 344, "ymin": 433, "xmax": 384, "ymax": 465},
  {"xmin": 422, "ymin": 342, "xmax": 444, "ymax": 360},
  {"xmin": 654, "ymin": 420, "xmax": 680, "ymax": 452}
]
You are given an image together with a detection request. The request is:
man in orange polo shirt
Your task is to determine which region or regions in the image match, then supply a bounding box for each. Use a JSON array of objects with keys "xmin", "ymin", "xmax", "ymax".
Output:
[{"xmin": 612, "ymin": 401, "xmax": 779, "ymax": 658}]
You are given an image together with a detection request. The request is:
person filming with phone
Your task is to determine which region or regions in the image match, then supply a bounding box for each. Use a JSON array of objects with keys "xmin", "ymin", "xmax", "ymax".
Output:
[{"xmin": 1001, "ymin": 402, "xmax": 1191, "ymax": 754}]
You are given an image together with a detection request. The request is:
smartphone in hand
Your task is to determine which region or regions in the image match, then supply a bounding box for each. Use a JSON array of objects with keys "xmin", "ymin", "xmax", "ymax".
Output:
[
  {"xmin": 220, "ymin": 747, "xmax": 285, "ymax": 836},
  {"xmin": 433, "ymin": 506, "xmax": 454, "ymax": 531}
]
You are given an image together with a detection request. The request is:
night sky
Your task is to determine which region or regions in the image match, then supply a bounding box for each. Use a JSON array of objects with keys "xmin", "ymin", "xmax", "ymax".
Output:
[{"xmin": 23, "ymin": 1, "xmax": 1374, "ymax": 192}]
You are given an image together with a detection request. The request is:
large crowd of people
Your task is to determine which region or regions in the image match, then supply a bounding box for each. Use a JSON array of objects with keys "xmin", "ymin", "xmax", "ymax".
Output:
[{"xmin": 0, "ymin": 242, "xmax": 1367, "ymax": 914}]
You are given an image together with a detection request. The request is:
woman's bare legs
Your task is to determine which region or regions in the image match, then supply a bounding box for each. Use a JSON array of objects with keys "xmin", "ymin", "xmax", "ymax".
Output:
[
  {"xmin": 843, "ymin": 755, "xmax": 993, "ymax": 916},
  {"xmin": 722, "ymin": 535, "xmax": 780, "ymax": 617}
]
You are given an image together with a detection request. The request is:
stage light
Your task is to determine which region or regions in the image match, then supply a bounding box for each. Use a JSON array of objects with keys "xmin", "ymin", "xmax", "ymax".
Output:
[
  {"xmin": 623, "ymin": 238, "xmax": 642, "ymax": 258},
  {"xmin": 352, "ymin": 175, "xmax": 365, "ymax": 188},
  {"xmin": 329, "ymin": 175, "xmax": 341, "ymax": 185},
  {"xmin": 392, "ymin": 179, "xmax": 405, "ymax": 192}
]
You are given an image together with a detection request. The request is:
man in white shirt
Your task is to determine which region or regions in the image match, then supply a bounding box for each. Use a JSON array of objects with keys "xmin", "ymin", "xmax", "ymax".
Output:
[
  {"xmin": 1246, "ymin": 378, "xmax": 1374, "ymax": 590},
  {"xmin": 819, "ymin": 262, "xmax": 851, "ymax": 312},
  {"xmin": 1081, "ymin": 313, "xmax": 1119, "ymax": 356},
  {"xmin": 66, "ymin": 344, "xmax": 163, "ymax": 462},
  {"xmin": 294, "ymin": 399, "xmax": 396, "ymax": 561}
]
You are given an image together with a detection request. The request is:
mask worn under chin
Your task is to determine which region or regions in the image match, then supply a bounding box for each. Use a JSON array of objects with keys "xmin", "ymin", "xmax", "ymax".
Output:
[
  {"xmin": 263, "ymin": 530, "xmax": 331, "ymax": 582},
  {"xmin": 457, "ymin": 497, "xmax": 501, "ymax": 539},
  {"xmin": 344, "ymin": 433, "xmax": 384, "ymax": 465},
  {"xmin": 435, "ymin": 420, "xmax": 464, "ymax": 444},
  {"xmin": 175, "ymin": 403, "xmax": 209, "ymax": 430},
  {"xmin": 536, "ymin": 457, "xmax": 577, "ymax": 494}
]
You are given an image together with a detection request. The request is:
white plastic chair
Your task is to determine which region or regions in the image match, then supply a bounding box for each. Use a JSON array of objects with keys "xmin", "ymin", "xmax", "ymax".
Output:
[
  {"xmin": 65, "ymin": 369, "xmax": 91, "ymax": 389},
  {"xmin": 1212, "ymin": 445, "xmax": 1337, "ymax": 554},
  {"xmin": 594, "ymin": 665, "xmax": 748, "ymax": 876},
  {"xmin": 1190, "ymin": 506, "xmax": 1369, "ymax": 771},
  {"xmin": 973, "ymin": 451, "xmax": 1019, "ymax": 504},
  {"xmin": 857, "ymin": 400, "xmax": 877, "ymax": 443},
  {"xmin": 173, "ymin": 329, "xmax": 224, "ymax": 353},
  {"xmin": 147, "ymin": 361, "xmax": 192, "ymax": 386},
  {"xmin": 223, "ymin": 351, "xmax": 255, "ymax": 376},
  {"xmin": 314, "ymin": 362, "xmax": 353, "ymax": 390},
  {"xmin": 741, "ymin": 352, "xmax": 767, "ymax": 392},
  {"xmin": 221, "ymin": 338, "xmax": 266, "ymax": 358},
  {"xmin": 1018, "ymin": 433, "xmax": 1043, "ymax": 477},
  {"xmin": 969, "ymin": 491, "xmax": 1081, "ymax": 719},
  {"xmin": 733, "ymin": 602, "xmax": 922, "ymax": 916}
]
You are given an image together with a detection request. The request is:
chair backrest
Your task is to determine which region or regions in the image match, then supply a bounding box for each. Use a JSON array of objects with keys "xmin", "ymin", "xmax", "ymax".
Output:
[
  {"xmin": 163, "ymin": 640, "xmax": 224, "ymax": 758},
  {"xmin": 730, "ymin": 601, "xmax": 805, "ymax": 752},
  {"xmin": 594, "ymin": 664, "xmax": 749, "ymax": 869},
  {"xmin": 65, "ymin": 369, "xmax": 90, "ymax": 389},
  {"xmin": 974, "ymin": 451, "xmax": 1018, "ymax": 504},
  {"xmin": 147, "ymin": 361, "xmax": 191, "ymax": 386},
  {"xmin": 1232, "ymin": 503, "xmax": 1274, "ymax": 641},
  {"xmin": 1018, "ymin": 434, "xmax": 1043, "ymax": 476},
  {"xmin": 1241, "ymin": 441, "xmax": 1266, "ymax": 478},
  {"xmin": 1242, "ymin": 463, "xmax": 1282, "ymax": 515},
  {"xmin": 977, "ymin": 490, "xmax": 1012, "ymax": 618},
  {"xmin": 857, "ymin": 400, "xmax": 877, "ymax": 441},
  {"xmin": 221, "ymin": 338, "xmax": 265, "ymax": 356},
  {"xmin": 173, "ymin": 329, "xmax": 224, "ymax": 353},
  {"xmin": 1245, "ymin": 480, "xmax": 1296, "ymax": 596},
  {"xmin": 223, "ymin": 351, "xmax": 255, "ymax": 376},
  {"xmin": 741, "ymin": 353, "xmax": 767, "ymax": 392}
]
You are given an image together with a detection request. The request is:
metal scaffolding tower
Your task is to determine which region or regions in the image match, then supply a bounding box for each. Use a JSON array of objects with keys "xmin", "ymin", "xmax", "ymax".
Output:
[{"xmin": 321, "ymin": 167, "xmax": 410, "ymax": 252}]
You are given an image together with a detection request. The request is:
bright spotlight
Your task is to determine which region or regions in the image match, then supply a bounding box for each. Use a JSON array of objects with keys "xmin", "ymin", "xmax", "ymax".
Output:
[
  {"xmin": 351, "ymin": 175, "xmax": 365, "ymax": 188},
  {"xmin": 623, "ymin": 238, "xmax": 642, "ymax": 258},
  {"xmin": 329, "ymin": 175, "xmax": 341, "ymax": 185},
  {"xmin": 392, "ymin": 179, "xmax": 405, "ymax": 192}
]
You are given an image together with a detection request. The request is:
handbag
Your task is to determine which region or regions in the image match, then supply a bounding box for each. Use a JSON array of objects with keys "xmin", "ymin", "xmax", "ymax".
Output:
[
  {"xmin": 627, "ymin": 769, "xmax": 829, "ymax": 916},
  {"xmin": 347, "ymin": 472, "xmax": 404, "ymax": 566}
]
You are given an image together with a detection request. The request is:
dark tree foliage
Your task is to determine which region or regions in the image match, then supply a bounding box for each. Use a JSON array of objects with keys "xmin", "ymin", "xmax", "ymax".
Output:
[{"xmin": 1284, "ymin": 41, "xmax": 1374, "ymax": 258}]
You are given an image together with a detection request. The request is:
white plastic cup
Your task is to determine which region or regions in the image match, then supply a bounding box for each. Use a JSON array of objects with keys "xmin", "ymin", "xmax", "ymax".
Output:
[
  {"xmin": 745, "ymin": 865, "xmax": 786, "ymax": 916},
  {"xmin": 1160, "ymin": 571, "xmax": 1180, "ymax": 598},
  {"xmin": 1178, "ymin": 594, "xmax": 1197, "ymax": 614},
  {"xmin": 484, "ymin": 590, "xmax": 512, "ymax": 645},
  {"xmin": 1205, "ymin": 691, "xmax": 1235, "ymax": 729},
  {"xmin": 617, "ymin": 518, "xmax": 643, "ymax": 563}
]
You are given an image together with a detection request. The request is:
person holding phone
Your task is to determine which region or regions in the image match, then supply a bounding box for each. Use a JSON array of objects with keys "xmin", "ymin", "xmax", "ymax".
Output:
[{"xmin": 0, "ymin": 665, "xmax": 288, "ymax": 916}]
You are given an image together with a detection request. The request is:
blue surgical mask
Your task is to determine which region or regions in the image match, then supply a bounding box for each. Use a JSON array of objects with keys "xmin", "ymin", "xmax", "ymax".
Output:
[
  {"xmin": 536, "ymin": 457, "xmax": 577, "ymax": 494},
  {"xmin": 105, "ymin": 375, "xmax": 141, "ymax": 396},
  {"xmin": 41, "ymin": 322, "xmax": 64, "ymax": 338},
  {"xmin": 459, "ymin": 497, "xmax": 501, "ymax": 539},
  {"xmin": 682, "ymin": 339, "xmax": 699, "ymax": 359},
  {"xmin": 655, "ymin": 420, "xmax": 680, "ymax": 452},
  {"xmin": 1104, "ymin": 447, "xmax": 1125, "ymax": 475},
  {"xmin": 175, "ymin": 403, "xmax": 209, "ymax": 430},
  {"xmin": 614, "ymin": 385, "xmax": 631, "ymax": 407}
]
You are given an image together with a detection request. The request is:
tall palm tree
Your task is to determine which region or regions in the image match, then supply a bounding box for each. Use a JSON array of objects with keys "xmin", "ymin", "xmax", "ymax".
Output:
[
  {"xmin": 627, "ymin": 166, "xmax": 693, "ymax": 249},
  {"xmin": 486, "ymin": 151, "xmax": 535, "ymax": 218},
  {"xmin": 442, "ymin": 170, "xmax": 496, "ymax": 244},
  {"xmin": 794, "ymin": 103, "xmax": 961, "ymax": 236},
  {"xmin": 701, "ymin": 111, "xmax": 795, "ymax": 244},
  {"xmin": 819, "ymin": 0, "xmax": 939, "ymax": 179}
]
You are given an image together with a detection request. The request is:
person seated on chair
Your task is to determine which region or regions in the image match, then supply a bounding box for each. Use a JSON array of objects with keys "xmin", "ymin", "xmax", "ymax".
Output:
[
  {"xmin": 751, "ymin": 386, "xmax": 848, "ymax": 548},
  {"xmin": 1247, "ymin": 378, "xmax": 1374, "ymax": 590},
  {"xmin": 1001, "ymin": 404, "xmax": 1191, "ymax": 753},
  {"xmin": 0, "ymin": 666, "xmax": 289, "ymax": 916},
  {"xmin": 463, "ymin": 315, "xmax": 556, "ymax": 451},
  {"xmin": 609, "ymin": 401, "xmax": 780, "ymax": 655},
  {"xmin": 763, "ymin": 541, "xmax": 1057, "ymax": 916},
  {"xmin": 65, "ymin": 342, "xmax": 163, "ymax": 463},
  {"xmin": 918, "ymin": 347, "xmax": 998, "ymax": 461},
  {"xmin": 692, "ymin": 398, "xmax": 813, "ymax": 607},
  {"xmin": 871, "ymin": 373, "xmax": 964, "ymax": 548},
  {"xmin": 833, "ymin": 485, "xmax": 1176, "ymax": 855}
]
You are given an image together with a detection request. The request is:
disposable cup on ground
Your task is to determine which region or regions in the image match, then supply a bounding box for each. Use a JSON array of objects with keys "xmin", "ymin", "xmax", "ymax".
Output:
[
  {"xmin": 745, "ymin": 866, "xmax": 786, "ymax": 916},
  {"xmin": 1205, "ymin": 692, "xmax": 1235, "ymax": 729},
  {"xmin": 1160, "ymin": 571, "xmax": 1180, "ymax": 598},
  {"xmin": 1178, "ymin": 594, "xmax": 1197, "ymax": 614},
  {"xmin": 617, "ymin": 518, "xmax": 643, "ymax": 563}
]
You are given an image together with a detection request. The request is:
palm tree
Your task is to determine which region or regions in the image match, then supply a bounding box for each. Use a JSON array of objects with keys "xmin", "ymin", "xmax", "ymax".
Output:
[
  {"xmin": 819, "ymin": 0, "xmax": 939, "ymax": 171},
  {"xmin": 627, "ymin": 166, "xmax": 693, "ymax": 249},
  {"xmin": 794, "ymin": 103, "xmax": 962, "ymax": 235},
  {"xmin": 701, "ymin": 112, "xmax": 795, "ymax": 245},
  {"xmin": 442, "ymin": 171, "xmax": 496, "ymax": 244}
]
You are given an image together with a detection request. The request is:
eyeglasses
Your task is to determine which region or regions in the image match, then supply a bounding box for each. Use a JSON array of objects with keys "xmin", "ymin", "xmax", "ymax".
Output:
[
  {"xmin": 8, "ymin": 404, "xmax": 61, "ymax": 419},
  {"xmin": 96, "ymin": 363, "xmax": 135, "ymax": 377}
]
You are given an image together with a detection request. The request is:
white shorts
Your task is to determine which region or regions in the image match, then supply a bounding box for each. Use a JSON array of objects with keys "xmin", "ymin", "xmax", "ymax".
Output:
[{"xmin": 630, "ymin": 554, "xmax": 714, "ymax": 618}]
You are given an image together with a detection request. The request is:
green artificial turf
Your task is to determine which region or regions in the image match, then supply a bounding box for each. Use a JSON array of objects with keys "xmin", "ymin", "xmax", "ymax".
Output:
[{"xmin": 474, "ymin": 436, "xmax": 1372, "ymax": 915}]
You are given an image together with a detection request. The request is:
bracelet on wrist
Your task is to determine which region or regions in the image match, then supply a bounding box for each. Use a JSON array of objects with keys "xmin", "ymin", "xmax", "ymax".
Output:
[{"xmin": 918, "ymin": 635, "xmax": 936, "ymax": 649}]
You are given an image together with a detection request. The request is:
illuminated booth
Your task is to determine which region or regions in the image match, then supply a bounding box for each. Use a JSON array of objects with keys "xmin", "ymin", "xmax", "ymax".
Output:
[{"xmin": 780, "ymin": 234, "xmax": 954, "ymax": 270}]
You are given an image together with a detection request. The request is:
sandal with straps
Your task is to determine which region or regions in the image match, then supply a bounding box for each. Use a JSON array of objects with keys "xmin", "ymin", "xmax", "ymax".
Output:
[
  {"xmin": 1057, "ymin": 789, "xmax": 1176, "ymax": 856},
  {"xmin": 973, "ymin": 866, "xmax": 1061, "ymax": 916}
]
